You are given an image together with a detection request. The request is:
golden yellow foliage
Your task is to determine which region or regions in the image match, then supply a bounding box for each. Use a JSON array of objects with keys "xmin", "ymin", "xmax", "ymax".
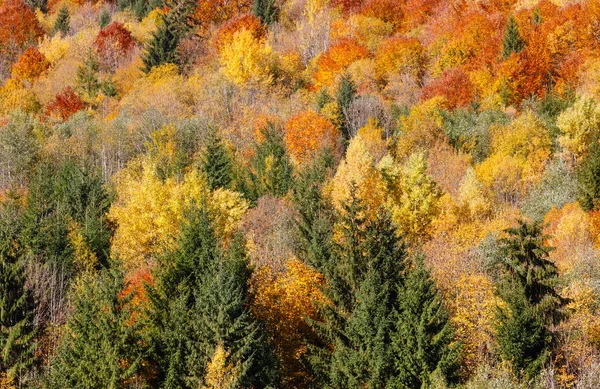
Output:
[
  {"xmin": 202, "ymin": 345, "xmax": 240, "ymax": 389},
  {"xmin": 395, "ymin": 96, "xmax": 446, "ymax": 158},
  {"xmin": 557, "ymin": 95, "xmax": 600, "ymax": 163},
  {"xmin": 219, "ymin": 28, "xmax": 273, "ymax": 88}
]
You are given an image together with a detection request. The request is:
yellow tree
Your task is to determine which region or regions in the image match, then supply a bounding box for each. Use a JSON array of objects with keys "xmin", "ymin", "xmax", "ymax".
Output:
[
  {"xmin": 557, "ymin": 95, "xmax": 600, "ymax": 164},
  {"xmin": 202, "ymin": 345, "xmax": 240, "ymax": 389},
  {"xmin": 219, "ymin": 28, "xmax": 273, "ymax": 88}
]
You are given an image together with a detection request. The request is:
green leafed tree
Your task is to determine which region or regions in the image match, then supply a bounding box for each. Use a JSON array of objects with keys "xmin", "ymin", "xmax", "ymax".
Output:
[
  {"xmin": 47, "ymin": 266, "xmax": 145, "ymax": 388},
  {"xmin": 54, "ymin": 6, "xmax": 70, "ymax": 37},
  {"xmin": 336, "ymin": 74, "xmax": 357, "ymax": 142},
  {"xmin": 494, "ymin": 220, "xmax": 567, "ymax": 381},
  {"xmin": 145, "ymin": 206, "xmax": 280, "ymax": 388},
  {"xmin": 201, "ymin": 128, "xmax": 233, "ymax": 191},
  {"xmin": 253, "ymin": 0, "xmax": 278, "ymax": 25},
  {"xmin": 502, "ymin": 16, "xmax": 525, "ymax": 59},
  {"xmin": 0, "ymin": 198, "xmax": 36, "ymax": 384}
]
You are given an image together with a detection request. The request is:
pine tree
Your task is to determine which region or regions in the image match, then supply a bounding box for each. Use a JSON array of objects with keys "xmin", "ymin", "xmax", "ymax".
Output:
[
  {"xmin": 24, "ymin": 0, "xmax": 47, "ymax": 12},
  {"xmin": 253, "ymin": 0, "xmax": 278, "ymax": 25},
  {"xmin": 76, "ymin": 52, "xmax": 101, "ymax": 100},
  {"xmin": 54, "ymin": 6, "xmax": 70, "ymax": 37},
  {"xmin": 502, "ymin": 16, "xmax": 525, "ymax": 59},
  {"xmin": 389, "ymin": 256, "xmax": 460, "ymax": 388},
  {"xmin": 99, "ymin": 9, "xmax": 111, "ymax": 29},
  {"xmin": 308, "ymin": 191, "xmax": 408, "ymax": 387},
  {"xmin": 201, "ymin": 128, "xmax": 233, "ymax": 191},
  {"xmin": 336, "ymin": 74, "xmax": 357, "ymax": 142},
  {"xmin": 292, "ymin": 151, "xmax": 335, "ymax": 271},
  {"xmin": 142, "ymin": 0, "xmax": 197, "ymax": 73},
  {"xmin": 577, "ymin": 144, "xmax": 600, "ymax": 211},
  {"xmin": 48, "ymin": 266, "xmax": 145, "ymax": 388},
  {"xmin": 146, "ymin": 207, "xmax": 280, "ymax": 388},
  {"xmin": 247, "ymin": 124, "xmax": 293, "ymax": 201},
  {"xmin": 0, "ymin": 199, "xmax": 36, "ymax": 384},
  {"xmin": 494, "ymin": 220, "xmax": 567, "ymax": 381}
]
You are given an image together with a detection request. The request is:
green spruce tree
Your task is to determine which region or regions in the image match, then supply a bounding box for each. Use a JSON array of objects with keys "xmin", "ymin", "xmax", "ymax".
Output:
[
  {"xmin": 0, "ymin": 199, "xmax": 36, "ymax": 384},
  {"xmin": 146, "ymin": 206, "xmax": 280, "ymax": 388},
  {"xmin": 577, "ymin": 144, "xmax": 600, "ymax": 211},
  {"xmin": 246, "ymin": 124, "xmax": 293, "ymax": 201},
  {"xmin": 99, "ymin": 9, "xmax": 111, "ymax": 29},
  {"xmin": 253, "ymin": 0, "xmax": 278, "ymax": 25},
  {"xmin": 336, "ymin": 74, "xmax": 357, "ymax": 142},
  {"xmin": 76, "ymin": 52, "xmax": 101, "ymax": 100},
  {"xmin": 389, "ymin": 256, "xmax": 460, "ymax": 388},
  {"xmin": 54, "ymin": 6, "xmax": 71, "ymax": 37},
  {"xmin": 494, "ymin": 220, "xmax": 567, "ymax": 381},
  {"xmin": 47, "ymin": 266, "xmax": 145, "ymax": 388},
  {"xmin": 201, "ymin": 128, "xmax": 233, "ymax": 191},
  {"xmin": 502, "ymin": 16, "xmax": 525, "ymax": 59}
]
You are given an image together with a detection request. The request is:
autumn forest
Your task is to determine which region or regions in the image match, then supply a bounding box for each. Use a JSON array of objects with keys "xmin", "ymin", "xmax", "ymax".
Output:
[{"xmin": 1, "ymin": 0, "xmax": 600, "ymax": 387}]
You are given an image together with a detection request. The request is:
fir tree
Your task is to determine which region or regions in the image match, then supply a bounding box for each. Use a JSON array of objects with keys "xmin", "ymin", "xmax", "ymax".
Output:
[
  {"xmin": 494, "ymin": 220, "xmax": 567, "ymax": 381},
  {"xmin": 76, "ymin": 52, "xmax": 101, "ymax": 100},
  {"xmin": 292, "ymin": 150, "xmax": 335, "ymax": 271},
  {"xmin": 201, "ymin": 128, "xmax": 233, "ymax": 191},
  {"xmin": 146, "ymin": 207, "xmax": 280, "ymax": 388},
  {"xmin": 253, "ymin": 0, "xmax": 278, "ymax": 25},
  {"xmin": 577, "ymin": 144, "xmax": 600, "ymax": 211},
  {"xmin": 142, "ymin": 0, "xmax": 197, "ymax": 73},
  {"xmin": 54, "ymin": 6, "xmax": 70, "ymax": 37},
  {"xmin": 24, "ymin": 0, "xmax": 47, "ymax": 12},
  {"xmin": 308, "ymin": 191, "xmax": 407, "ymax": 387},
  {"xmin": 118, "ymin": 0, "xmax": 163, "ymax": 19},
  {"xmin": 0, "ymin": 200, "xmax": 36, "ymax": 384},
  {"xmin": 246, "ymin": 124, "xmax": 293, "ymax": 201},
  {"xmin": 99, "ymin": 9, "xmax": 111, "ymax": 29},
  {"xmin": 502, "ymin": 16, "xmax": 525, "ymax": 59},
  {"xmin": 47, "ymin": 266, "xmax": 145, "ymax": 388},
  {"xmin": 389, "ymin": 256, "xmax": 460, "ymax": 388},
  {"xmin": 336, "ymin": 74, "xmax": 357, "ymax": 142}
]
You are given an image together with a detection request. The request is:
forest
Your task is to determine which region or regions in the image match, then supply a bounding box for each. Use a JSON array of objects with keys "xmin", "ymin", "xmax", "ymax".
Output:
[{"xmin": 0, "ymin": 0, "xmax": 600, "ymax": 387}]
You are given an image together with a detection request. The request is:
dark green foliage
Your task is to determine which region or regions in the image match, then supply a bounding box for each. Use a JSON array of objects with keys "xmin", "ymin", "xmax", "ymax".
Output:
[
  {"xmin": 201, "ymin": 128, "xmax": 233, "ymax": 190},
  {"xmin": 99, "ymin": 9, "xmax": 111, "ymax": 30},
  {"xmin": 494, "ymin": 221, "xmax": 567, "ymax": 380},
  {"xmin": 0, "ymin": 199, "xmax": 36, "ymax": 383},
  {"xmin": 253, "ymin": 0, "xmax": 279, "ymax": 25},
  {"xmin": 142, "ymin": 0, "xmax": 197, "ymax": 73},
  {"xmin": 308, "ymin": 192, "xmax": 458, "ymax": 388},
  {"xmin": 442, "ymin": 108, "xmax": 509, "ymax": 162},
  {"xmin": 502, "ymin": 16, "xmax": 525, "ymax": 59},
  {"xmin": 24, "ymin": 0, "xmax": 47, "ymax": 12},
  {"xmin": 118, "ymin": 0, "xmax": 163, "ymax": 19},
  {"xmin": 292, "ymin": 150, "xmax": 335, "ymax": 271},
  {"xmin": 76, "ymin": 53, "xmax": 101, "ymax": 100},
  {"xmin": 389, "ymin": 256, "xmax": 460, "ymax": 388},
  {"xmin": 0, "ymin": 111, "xmax": 40, "ymax": 187},
  {"xmin": 47, "ymin": 266, "xmax": 145, "ymax": 388},
  {"xmin": 577, "ymin": 145, "xmax": 600, "ymax": 211},
  {"xmin": 336, "ymin": 74, "xmax": 357, "ymax": 142},
  {"xmin": 245, "ymin": 124, "xmax": 293, "ymax": 201},
  {"xmin": 20, "ymin": 161, "xmax": 113, "ymax": 272},
  {"xmin": 316, "ymin": 88, "xmax": 332, "ymax": 113},
  {"xmin": 146, "ymin": 207, "xmax": 280, "ymax": 388},
  {"xmin": 54, "ymin": 6, "xmax": 70, "ymax": 37}
]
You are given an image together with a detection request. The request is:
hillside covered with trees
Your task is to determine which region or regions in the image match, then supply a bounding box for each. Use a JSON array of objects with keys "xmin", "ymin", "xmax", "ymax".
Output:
[{"xmin": 1, "ymin": 0, "xmax": 600, "ymax": 387}]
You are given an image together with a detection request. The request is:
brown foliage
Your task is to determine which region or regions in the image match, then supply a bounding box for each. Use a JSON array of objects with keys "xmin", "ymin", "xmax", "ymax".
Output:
[
  {"xmin": 94, "ymin": 22, "xmax": 136, "ymax": 71},
  {"xmin": 212, "ymin": 13, "xmax": 265, "ymax": 51},
  {"xmin": 0, "ymin": 0, "xmax": 44, "ymax": 49},
  {"xmin": 421, "ymin": 67, "xmax": 475, "ymax": 109},
  {"xmin": 284, "ymin": 110, "xmax": 339, "ymax": 164}
]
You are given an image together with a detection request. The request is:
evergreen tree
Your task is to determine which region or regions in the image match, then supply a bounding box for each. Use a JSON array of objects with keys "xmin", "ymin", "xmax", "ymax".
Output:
[
  {"xmin": 246, "ymin": 124, "xmax": 293, "ymax": 201},
  {"xmin": 76, "ymin": 52, "xmax": 101, "ymax": 100},
  {"xmin": 336, "ymin": 74, "xmax": 357, "ymax": 142},
  {"xmin": 494, "ymin": 220, "xmax": 567, "ymax": 381},
  {"xmin": 389, "ymin": 256, "xmax": 460, "ymax": 388},
  {"xmin": 118, "ymin": 0, "xmax": 163, "ymax": 20},
  {"xmin": 24, "ymin": 0, "xmax": 47, "ymax": 12},
  {"xmin": 292, "ymin": 150, "xmax": 335, "ymax": 271},
  {"xmin": 99, "ymin": 9, "xmax": 111, "ymax": 29},
  {"xmin": 47, "ymin": 266, "xmax": 145, "ymax": 388},
  {"xmin": 253, "ymin": 0, "xmax": 278, "ymax": 25},
  {"xmin": 309, "ymin": 191, "xmax": 406, "ymax": 387},
  {"xmin": 201, "ymin": 128, "xmax": 233, "ymax": 191},
  {"xmin": 502, "ymin": 16, "xmax": 525, "ymax": 59},
  {"xmin": 146, "ymin": 207, "xmax": 280, "ymax": 388},
  {"xmin": 54, "ymin": 6, "xmax": 70, "ymax": 37},
  {"xmin": 309, "ymin": 191, "xmax": 459, "ymax": 388},
  {"xmin": 0, "ymin": 199, "xmax": 36, "ymax": 384},
  {"xmin": 142, "ymin": 0, "xmax": 197, "ymax": 73},
  {"xmin": 577, "ymin": 144, "xmax": 600, "ymax": 211}
]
